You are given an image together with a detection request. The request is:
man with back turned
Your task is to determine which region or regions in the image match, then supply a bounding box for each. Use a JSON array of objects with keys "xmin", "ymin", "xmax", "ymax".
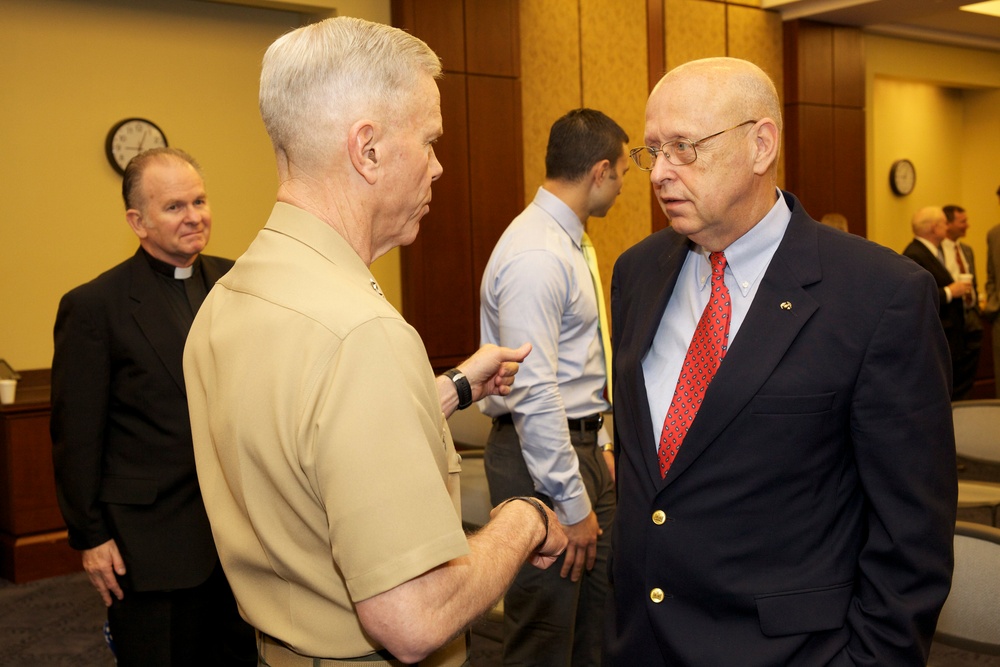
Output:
[{"xmin": 183, "ymin": 17, "xmax": 568, "ymax": 667}]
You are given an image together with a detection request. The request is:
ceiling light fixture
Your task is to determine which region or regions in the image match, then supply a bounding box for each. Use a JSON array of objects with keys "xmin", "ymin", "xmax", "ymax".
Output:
[{"xmin": 960, "ymin": 0, "xmax": 1000, "ymax": 18}]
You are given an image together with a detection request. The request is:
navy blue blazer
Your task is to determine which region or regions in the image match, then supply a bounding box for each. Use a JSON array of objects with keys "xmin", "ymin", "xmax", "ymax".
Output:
[
  {"xmin": 51, "ymin": 249, "xmax": 234, "ymax": 592},
  {"xmin": 606, "ymin": 192, "xmax": 956, "ymax": 666}
]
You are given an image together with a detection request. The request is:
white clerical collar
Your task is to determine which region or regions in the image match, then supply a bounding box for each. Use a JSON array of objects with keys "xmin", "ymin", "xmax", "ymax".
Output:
[{"xmin": 174, "ymin": 265, "xmax": 193, "ymax": 279}]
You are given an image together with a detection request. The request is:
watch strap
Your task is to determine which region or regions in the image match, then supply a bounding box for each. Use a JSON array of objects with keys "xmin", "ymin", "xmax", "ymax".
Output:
[{"xmin": 444, "ymin": 368, "xmax": 473, "ymax": 410}]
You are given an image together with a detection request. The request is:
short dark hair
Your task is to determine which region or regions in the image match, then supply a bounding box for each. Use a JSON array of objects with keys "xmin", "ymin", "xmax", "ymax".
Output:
[
  {"xmin": 942, "ymin": 204, "xmax": 965, "ymax": 223},
  {"xmin": 122, "ymin": 147, "xmax": 202, "ymax": 210},
  {"xmin": 544, "ymin": 109, "xmax": 628, "ymax": 182}
]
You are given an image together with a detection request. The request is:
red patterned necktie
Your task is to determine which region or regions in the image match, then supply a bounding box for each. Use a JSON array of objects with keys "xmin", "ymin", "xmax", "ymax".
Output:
[
  {"xmin": 657, "ymin": 251, "xmax": 731, "ymax": 478},
  {"xmin": 954, "ymin": 245, "xmax": 967, "ymax": 273}
]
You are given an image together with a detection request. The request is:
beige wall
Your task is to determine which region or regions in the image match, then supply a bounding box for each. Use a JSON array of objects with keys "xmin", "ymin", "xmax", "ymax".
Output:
[
  {"xmin": 0, "ymin": 0, "xmax": 391, "ymax": 370},
  {"xmin": 520, "ymin": 0, "xmax": 782, "ymax": 316},
  {"xmin": 867, "ymin": 35, "xmax": 1000, "ymax": 291}
]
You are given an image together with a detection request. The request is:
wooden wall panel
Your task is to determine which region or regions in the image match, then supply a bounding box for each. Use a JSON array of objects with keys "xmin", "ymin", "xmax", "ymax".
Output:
[
  {"xmin": 469, "ymin": 75, "xmax": 525, "ymax": 311},
  {"xmin": 833, "ymin": 107, "xmax": 865, "ymax": 235},
  {"xmin": 783, "ymin": 20, "xmax": 832, "ymax": 105},
  {"xmin": 785, "ymin": 104, "xmax": 834, "ymax": 219},
  {"xmin": 647, "ymin": 0, "xmax": 665, "ymax": 88},
  {"xmin": 665, "ymin": 0, "xmax": 726, "ymax": 71},
  {"xmin": 392, "ymin": 0, "xmax": 465, "ymax": 71},
  {"xmin": 401, "ymin": 73, "xmax": 474, "ymax": 364},
  {"xmin": 396, "ymin": 0, "xmax": 521, "ymax": 368},
  {"xmin": 783, "ymin": 20, "xmax": 866, "ymax": 234},
  {"xmin": 466, "ymin": 1, "xmax": 519, "ymax": 76},
  {"xmin": 833, "ymin": 26, "xmax": 864, "ymax": 108}
]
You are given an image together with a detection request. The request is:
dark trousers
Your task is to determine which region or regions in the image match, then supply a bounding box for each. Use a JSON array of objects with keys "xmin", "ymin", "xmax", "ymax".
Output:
[
  {"xmin": 108, "ymin": 561, "xmax": 256, "ymax": 667},
  {"xmin": 484, "ymin": 419, "xmax": 615, "ymax": 667},
  {"xmin": 952, "ymin": 309, "xmax": 983, "ymax": 400}
]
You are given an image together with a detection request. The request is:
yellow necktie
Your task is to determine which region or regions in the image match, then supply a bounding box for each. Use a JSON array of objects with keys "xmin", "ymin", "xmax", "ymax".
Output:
[{"xmin": 582, "ymin": 232, "xmax": 612, "ymax": 404}]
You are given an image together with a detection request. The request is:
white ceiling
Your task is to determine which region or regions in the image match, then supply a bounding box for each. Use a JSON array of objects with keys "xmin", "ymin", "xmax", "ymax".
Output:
[{"xmin": 761, "ymin": 0, "xmax": 1000, "ymax": 51}]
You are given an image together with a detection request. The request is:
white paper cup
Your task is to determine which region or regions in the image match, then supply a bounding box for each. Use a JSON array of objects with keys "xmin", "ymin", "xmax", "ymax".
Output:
[
  {"xmin": 0, "ymin": 379, "xmax": 16, "ymax": 405},
  {"xmin": 958, "ymin": 273, "xmax": 973, "ymax": 285}
]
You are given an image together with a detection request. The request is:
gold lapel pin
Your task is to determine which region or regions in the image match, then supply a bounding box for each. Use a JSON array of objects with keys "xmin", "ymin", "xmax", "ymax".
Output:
[{"xmin": 780, "ymin": 301, "xmax": 792, "ymax": 310}]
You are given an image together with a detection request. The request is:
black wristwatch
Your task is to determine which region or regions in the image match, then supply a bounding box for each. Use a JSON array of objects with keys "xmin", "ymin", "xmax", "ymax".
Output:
[{"xmin": 444, "ymin": 368, "xmax": 473, "ymax": 410}]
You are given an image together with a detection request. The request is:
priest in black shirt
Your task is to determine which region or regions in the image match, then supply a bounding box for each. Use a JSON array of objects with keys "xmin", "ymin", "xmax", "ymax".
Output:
[{"xmin": 51, "ymin": 148, "xmax": 254, "ymax": 666}]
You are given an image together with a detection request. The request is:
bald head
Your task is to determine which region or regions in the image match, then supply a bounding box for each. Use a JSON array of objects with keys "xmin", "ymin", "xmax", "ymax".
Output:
[
  {"xmin": 912, "ymin": 206, "xmax": 947, "ymax": 244},
  {"xmin": 642, "ymin": 57, "xmax": 783, "ymax": 251},
  {"xmin": 653, "ymin": 58, "xmax": 783, "ymax": 140}
]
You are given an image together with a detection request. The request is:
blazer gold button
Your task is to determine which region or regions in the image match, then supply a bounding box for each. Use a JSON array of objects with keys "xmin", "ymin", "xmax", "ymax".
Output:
[
  {"xmin": 652, "ymin": 510, "xmax": 666, "ymax": 525},
  {"xmin": 650, "ymin": 588, "xmax": 665, "ymax": 603}
]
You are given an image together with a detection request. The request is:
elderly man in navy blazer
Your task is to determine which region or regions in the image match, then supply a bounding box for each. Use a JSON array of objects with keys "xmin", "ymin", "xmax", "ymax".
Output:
[{"xmin": 606, "ymin": 57, "xmax": 956, "ymax": 666}]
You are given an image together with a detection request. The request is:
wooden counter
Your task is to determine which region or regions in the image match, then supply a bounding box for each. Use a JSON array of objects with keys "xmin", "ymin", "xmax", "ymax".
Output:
[{"xmin": 0, "ymin": 369, "xmax": 80, "ymax": 583}]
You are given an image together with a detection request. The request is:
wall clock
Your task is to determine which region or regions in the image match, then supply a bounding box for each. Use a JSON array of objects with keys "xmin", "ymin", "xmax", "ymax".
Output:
[
  {"xmin": 105, "ymin": 118, "xmax": 168, "ymax": 175},
  {"xmin": 889, "ymin": 159, "xmax": 916, "ymax": 196}
]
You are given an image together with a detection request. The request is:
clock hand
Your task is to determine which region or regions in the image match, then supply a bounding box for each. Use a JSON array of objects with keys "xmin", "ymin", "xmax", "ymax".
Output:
[{"xmin": 136, "ymin": 130, "xmax": 148, "ymax": 151}]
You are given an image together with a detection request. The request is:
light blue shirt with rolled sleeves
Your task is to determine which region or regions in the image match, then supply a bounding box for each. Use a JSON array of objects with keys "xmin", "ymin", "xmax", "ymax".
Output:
[{"xmin": 480, "ymin": 187, "xmax": 611, "ymax": 525}]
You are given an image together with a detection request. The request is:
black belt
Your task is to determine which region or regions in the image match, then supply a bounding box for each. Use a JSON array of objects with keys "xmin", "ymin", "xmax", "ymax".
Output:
[{"xmin": 493, "ymin": 412, "xmax": 604, "ymax": 432}]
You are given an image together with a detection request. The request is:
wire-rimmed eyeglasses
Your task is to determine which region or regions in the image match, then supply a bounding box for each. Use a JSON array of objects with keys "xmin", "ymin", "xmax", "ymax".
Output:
[{"xmin": 629, "ymin": 120, "xmax": 758, "ymax": 171}]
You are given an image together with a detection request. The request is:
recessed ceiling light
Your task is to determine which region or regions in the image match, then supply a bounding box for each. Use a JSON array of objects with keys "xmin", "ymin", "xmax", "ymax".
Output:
[{"xmin": 961, "ymin": 0, "xmax": 1000, "ymax": 18}]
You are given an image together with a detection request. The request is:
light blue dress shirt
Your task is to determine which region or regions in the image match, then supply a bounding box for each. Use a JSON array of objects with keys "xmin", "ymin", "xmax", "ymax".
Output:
[
  {"xmin": 642, "ymin": 190, "xmax": 791, "ymax": 450},
  {"xmin": 480, "ymin": 187, "xmax": 611, "ymax": 525}
]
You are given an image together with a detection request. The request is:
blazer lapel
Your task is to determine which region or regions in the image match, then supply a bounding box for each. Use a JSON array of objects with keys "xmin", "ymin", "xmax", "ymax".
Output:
[
  {"xmin": 658, "ymin": 198, "xmax": 822, "ymax": 490},
  {"xmin": 619, "ymin": 233, "xmax": 693, "ymax": 489},
  {"xmin": 128, "ymin": 251, "xmax": 188, "ymax": 393}
]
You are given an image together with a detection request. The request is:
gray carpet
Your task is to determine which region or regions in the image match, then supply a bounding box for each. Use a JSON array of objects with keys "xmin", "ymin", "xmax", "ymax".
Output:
[
  {"xmin": 0, "ymin": 571, "xmax": 995, "ymax": 666},
  {"xmin": 0, "ymin": 571, "xmax": 501, "ymax": 667},
  {"xmin": 0, "ymin": 571, "xmax": 113, "ymax": 667}
]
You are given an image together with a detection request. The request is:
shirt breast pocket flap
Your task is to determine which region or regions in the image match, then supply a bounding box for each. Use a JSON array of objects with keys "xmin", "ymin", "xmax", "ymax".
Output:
[
  {"xmin": 754, "ymin": 581, "xmax": 853, "ymax": 637},
  {"xmin": 99, "ymin": 476, "xmax": 158, "ymax": 505},
  {"xmin": 751, "ymin": 393, "xmax": 835, "ymax": 415}
]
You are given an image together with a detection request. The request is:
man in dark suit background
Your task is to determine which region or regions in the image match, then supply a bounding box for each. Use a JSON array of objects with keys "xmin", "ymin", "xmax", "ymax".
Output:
[
  {"xmin": 51, "ymin": 148, "xmax": 254, "ymax": 666},
  {"xmin": 904, "ymin": 205, "xmax": 975, "ymax": 399},
  {"xmin": 606, "ymin": 57, "xmax": 955, "ymax": 666},
  {"xmin": 941, "ymin": 204, "xmax": 983, "ymax": 398}
]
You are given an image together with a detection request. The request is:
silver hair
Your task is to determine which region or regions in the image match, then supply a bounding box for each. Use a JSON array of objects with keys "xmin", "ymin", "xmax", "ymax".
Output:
[
  {"xmin": 259, "ymin": 16, "xmax": 441, "ymax": 166},
  {"xmin": 912, "ymin": 206, "xmax": 946, "ymax": 236}
]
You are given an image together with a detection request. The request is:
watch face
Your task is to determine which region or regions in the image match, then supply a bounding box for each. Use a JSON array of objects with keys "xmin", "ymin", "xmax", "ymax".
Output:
[
  {"xmin": 106, "ymin": 118, "xmax": 168, "ymax": 175},
  {"xmin": 890, "ymin": 159, "xmax": 915, "ymax": 196}
]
